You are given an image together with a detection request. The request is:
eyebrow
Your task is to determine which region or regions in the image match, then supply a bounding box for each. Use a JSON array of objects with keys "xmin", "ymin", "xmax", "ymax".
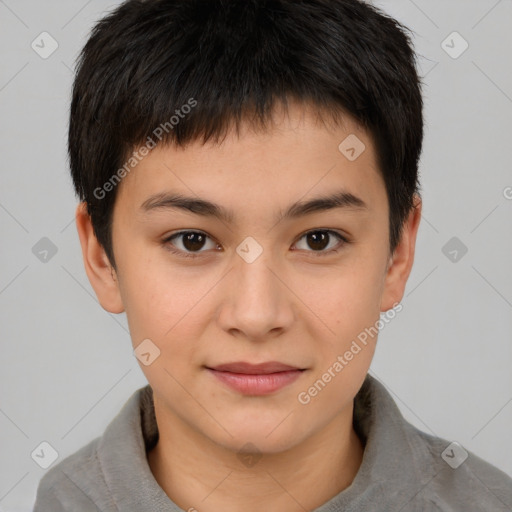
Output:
[{"xmin": 140, "ymin": 189, "xmax": 369, "ymax": 225}]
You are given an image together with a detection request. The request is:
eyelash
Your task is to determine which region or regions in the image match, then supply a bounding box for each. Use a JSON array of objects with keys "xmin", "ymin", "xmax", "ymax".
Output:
[{"xmin": 161, "ymin": 229, "xmax": 350, "ymax": 260}]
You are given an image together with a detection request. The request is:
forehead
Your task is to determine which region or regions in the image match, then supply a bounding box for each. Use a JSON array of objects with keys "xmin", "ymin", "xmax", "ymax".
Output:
[{"xmin": 114, "ymin": 102, "xmax": 387, "ymax": 221}]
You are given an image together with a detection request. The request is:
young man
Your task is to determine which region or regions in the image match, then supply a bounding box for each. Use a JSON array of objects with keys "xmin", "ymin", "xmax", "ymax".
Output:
[{"xmin": 33, "ymin": 0, "xmax": 512, "ymax": 510}]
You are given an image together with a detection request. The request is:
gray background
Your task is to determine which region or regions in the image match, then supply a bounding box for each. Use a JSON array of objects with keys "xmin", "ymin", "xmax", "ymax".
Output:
[{"xmin": 1, "ymin": 0, "xmax": 511, "ymax": 510}]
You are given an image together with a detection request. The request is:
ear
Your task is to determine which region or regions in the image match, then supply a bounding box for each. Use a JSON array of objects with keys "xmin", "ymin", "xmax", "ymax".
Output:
[
  {"xmin": 380, "ymin": 194, "xmax": 422, "ymax": 312},
  {"xmin": 75, "ymin": 202, "xmax": 124, "ymax": 314}
]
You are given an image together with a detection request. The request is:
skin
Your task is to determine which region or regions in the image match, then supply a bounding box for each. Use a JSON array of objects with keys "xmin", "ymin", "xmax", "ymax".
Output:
[{"xmin": 76, "ymin": 100, "xmax": 422, "ymax": 512}]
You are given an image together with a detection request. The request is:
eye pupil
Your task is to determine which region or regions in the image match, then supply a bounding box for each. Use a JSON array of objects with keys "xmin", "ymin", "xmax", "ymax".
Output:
[
  {"xmin": 183, "ymin": 232, "xmax": 206, "ymax": 251},
  {"xmin": 307, "ymin": 231, "xmax": 329, "ymax": 251}
]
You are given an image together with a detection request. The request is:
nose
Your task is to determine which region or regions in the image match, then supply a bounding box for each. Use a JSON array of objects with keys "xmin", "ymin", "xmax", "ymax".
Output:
[{"xmin": 216, "ymin": 247, "xmax": 295, "ymax": 342}]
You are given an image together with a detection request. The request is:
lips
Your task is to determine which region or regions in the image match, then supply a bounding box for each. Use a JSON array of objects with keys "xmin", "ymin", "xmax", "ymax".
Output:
[
  {"xmin": 208, "ymin": 361, "xmax": 302, "ymax": 374},
  {"xmin": 206, "ymin": 361, "xmax": 305, "ymax": 395}
]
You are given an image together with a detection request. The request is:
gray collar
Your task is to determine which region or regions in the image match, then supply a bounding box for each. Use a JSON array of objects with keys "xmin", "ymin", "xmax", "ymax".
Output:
[{"xmin": 96, "ymin": 374, "xmax": 442, "ymax": 511}]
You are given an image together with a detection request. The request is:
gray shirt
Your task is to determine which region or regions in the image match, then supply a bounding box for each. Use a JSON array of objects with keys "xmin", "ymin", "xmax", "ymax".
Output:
[{"xmin": 32, "ymin": 374, "xmax": 512, "ymax": 511}]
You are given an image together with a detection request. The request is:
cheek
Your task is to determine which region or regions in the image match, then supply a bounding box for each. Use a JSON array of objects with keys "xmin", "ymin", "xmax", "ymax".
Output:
[
  {"xmin": 117, "ymin": 253, "xmax": 175, "ymax": 341},
  {"xmin": 295, "ymin": 270, "xmax": 381, "ymax": 414},
  {"xmin": 118, "ymin": 253, "xmax": 222, "ymax": 349},
  {"xmin": 294, "ymin": 260, "xmax": 384, "ymax": 340}
]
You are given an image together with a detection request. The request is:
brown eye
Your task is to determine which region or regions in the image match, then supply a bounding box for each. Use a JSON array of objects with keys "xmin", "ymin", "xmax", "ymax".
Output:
[
  {"xmin": 180, "ymin": 232, "xmax": 207, "ymax": 251},
  {"xmin": 293, "ymin": 230, "xmax": 348, "ymax": 255},
  {"xmin": 163, "ymin": 230, "xmax": 218, "ymax": 258},
  {"xmin": 306, "ymin": 231, "xmax": 329, "ymax": 251}
]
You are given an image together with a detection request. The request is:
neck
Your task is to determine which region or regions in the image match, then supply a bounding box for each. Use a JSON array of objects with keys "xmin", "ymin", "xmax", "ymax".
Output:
[{"xmin": 147, "ymin": 396, "xmax": 364, "ymax": 512}]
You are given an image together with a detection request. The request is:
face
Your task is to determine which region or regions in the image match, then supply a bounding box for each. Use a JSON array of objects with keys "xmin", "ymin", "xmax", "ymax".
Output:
[{"xmin": 80, "ymin": 101, "xmax": 420, "ymax": 455}]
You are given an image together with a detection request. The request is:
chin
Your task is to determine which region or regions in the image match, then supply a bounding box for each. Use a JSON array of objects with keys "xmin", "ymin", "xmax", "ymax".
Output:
[{"xmin": 210, "ymin": 423, "xmax": 305, "ymax": 456}]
